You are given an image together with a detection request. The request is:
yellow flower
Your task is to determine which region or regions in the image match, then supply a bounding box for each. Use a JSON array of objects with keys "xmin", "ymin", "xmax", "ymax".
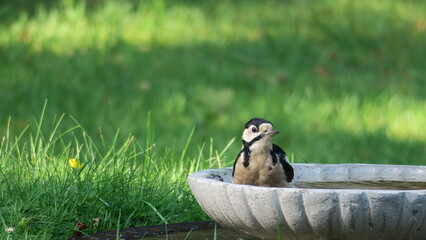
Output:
[{"xmin": 68, "ymin": 158, "xmax": 82, "ymax": 169}]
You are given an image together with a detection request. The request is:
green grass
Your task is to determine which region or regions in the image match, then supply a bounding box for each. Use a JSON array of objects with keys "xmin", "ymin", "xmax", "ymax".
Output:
[
  {"xmin": 0, "ymin": 109, "xmax": 220, "ymax": 239},
  {"xmin": 1, "ymin": 0, "xmax": 426, "ymax": 238}
]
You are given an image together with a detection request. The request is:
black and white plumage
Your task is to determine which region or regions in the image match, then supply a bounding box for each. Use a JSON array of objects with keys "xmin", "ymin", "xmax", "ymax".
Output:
[{"xmin": 232, "ymin": 118, "xmax": 294, "ymax": 187}]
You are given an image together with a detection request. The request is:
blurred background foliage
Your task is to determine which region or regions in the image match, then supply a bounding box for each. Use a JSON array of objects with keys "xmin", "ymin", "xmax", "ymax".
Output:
[{"xmin": 1, "ymin": 0, "xmax": 425, "ymax": 164}]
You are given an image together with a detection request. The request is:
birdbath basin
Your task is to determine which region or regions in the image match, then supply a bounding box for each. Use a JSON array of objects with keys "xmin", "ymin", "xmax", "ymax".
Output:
[{"xmin": 188, "ymin": 163, "xmax": 426, "ymax": 240}]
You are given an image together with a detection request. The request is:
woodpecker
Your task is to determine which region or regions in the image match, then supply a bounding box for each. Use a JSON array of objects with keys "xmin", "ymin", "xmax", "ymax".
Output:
[{"xmin": 232, "ymin": 118, "xmax": 294, "ymax": 187}]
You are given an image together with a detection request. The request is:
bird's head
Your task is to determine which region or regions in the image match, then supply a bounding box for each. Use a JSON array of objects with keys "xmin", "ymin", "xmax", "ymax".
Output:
[{"xmin": 242, "ymin": 118, "xmax": 279, "ymax": 148}]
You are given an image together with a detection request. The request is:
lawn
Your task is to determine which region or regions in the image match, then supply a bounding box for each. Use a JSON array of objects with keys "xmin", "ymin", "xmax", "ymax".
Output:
[{"xmin": 0, "ymin": 0, "xmax": 425, "ymax": 238}]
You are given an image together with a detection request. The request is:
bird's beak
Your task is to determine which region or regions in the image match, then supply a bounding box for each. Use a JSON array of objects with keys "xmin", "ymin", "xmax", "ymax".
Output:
[{"xmin": 263, "ymin": 130, "xmax": 279, "ymax": 137}]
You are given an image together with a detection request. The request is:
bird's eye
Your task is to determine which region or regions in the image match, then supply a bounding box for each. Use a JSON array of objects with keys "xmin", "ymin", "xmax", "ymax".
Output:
[{"xmin": 251, "ymin": 126, "xmax": 258, "ymax": 133}]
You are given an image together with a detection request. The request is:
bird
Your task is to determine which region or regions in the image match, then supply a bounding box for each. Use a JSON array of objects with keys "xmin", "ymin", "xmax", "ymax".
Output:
[{"xmin": 232, "ymin": 118, "xmax": 294, "ymax": 187}]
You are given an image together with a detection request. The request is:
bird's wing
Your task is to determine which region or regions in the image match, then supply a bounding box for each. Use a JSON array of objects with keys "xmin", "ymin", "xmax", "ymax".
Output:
[
  {"xmin": 272, "ymin": 144, "xmax": 294, "ymax": 182},
  {"xmin": 232, "ymin": 150, "xmax": 243, "ymax": 177}
]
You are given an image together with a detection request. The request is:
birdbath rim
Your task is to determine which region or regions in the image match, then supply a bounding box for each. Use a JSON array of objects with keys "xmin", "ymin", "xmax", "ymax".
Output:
[{"xmin": 188, "ymin": 163, "xmax": 426, "ymax": 240}]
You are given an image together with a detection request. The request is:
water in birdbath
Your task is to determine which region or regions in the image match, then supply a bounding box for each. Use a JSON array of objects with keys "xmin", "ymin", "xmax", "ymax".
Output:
[{"xmin": 296, "ymin": 180, "xmax": 426, "ymax": 190}]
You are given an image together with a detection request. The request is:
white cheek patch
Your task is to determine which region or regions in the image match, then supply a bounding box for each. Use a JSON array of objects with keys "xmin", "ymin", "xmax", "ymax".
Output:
[
  {"xmin": 242, "ymin": 122, "xmax": 274, "ymax": 144},
  {"xmin": 259, "ymin": 123, "xmax": 273, "ymax": 133},
  {"xmin": 242, "ymin": 128, "xmax": 259, "ymax": 143},
  {"xmin": 242, "ymin": 129, "xmax": 252, "ymax": 142}
]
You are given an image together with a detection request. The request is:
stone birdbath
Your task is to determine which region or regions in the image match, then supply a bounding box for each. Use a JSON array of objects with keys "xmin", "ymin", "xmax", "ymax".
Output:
[{"xmin": 188, "ymin": 163, "xmax": 426, "ymax": 240}]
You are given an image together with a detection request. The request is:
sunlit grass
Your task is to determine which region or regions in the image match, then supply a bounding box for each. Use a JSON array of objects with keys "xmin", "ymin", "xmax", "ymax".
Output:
[
  {"xmin": 3, "ymin": 0, "xmax": 425, "ymax": 51},
  {"xmin": 292, "ymin": 94, "xmax": 426, "ymax": 142}
]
